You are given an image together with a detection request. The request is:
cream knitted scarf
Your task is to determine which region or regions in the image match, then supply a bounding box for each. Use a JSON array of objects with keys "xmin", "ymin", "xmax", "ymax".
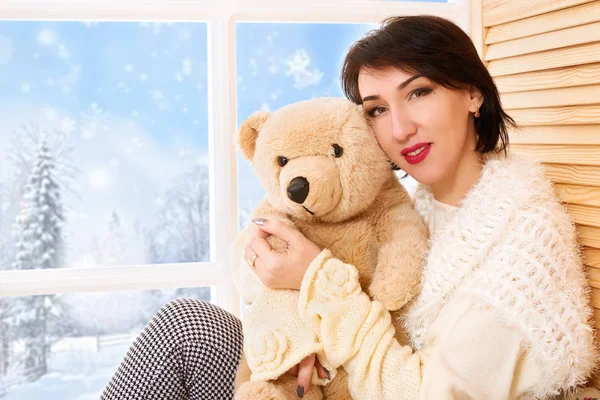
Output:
[{"xmin": 404, "ymin": 151, "xmax": 597, "ymax": 398}]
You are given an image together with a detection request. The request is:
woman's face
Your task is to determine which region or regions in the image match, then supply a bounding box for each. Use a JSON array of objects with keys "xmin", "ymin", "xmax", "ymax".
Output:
[{"xmin": 358, "ymin": 66, "xmax": 482, "ymax": 185}]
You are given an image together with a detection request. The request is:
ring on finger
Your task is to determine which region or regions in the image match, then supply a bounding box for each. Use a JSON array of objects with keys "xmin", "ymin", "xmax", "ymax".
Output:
[{"xmin": 246, "ymin": 254, "xmax": 258, "ymax": 268}]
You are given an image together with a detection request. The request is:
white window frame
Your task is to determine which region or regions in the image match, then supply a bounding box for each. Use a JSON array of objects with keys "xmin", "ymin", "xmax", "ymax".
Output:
[{"xmin": 0, "ymin": 0, "xmax": 469, "ymax": 317}]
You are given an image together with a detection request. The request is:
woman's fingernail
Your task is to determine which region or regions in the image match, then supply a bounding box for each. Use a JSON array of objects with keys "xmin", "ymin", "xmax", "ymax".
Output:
[
  {"xmin": 296, "ymin": 385, "xmax": 304, "ymax": 398},
  {"xmin": 252, "ymin": 218, "xmax": 267, "ymax": 226}
]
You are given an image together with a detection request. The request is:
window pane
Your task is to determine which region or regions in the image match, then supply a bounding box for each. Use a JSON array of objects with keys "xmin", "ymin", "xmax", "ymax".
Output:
[
  {"xmin": 0, "ymin": 287, "xmax": 211, "ymax": 398},
  {"xmin": 235, "ymin": 23, "xmax": 418, "ymax": 229},
  {"xmin": 0, "ymin": 21, "xmax": 210, "ymax": 270}
]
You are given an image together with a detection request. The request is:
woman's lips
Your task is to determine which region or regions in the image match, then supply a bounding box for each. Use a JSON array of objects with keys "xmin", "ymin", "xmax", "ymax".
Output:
[{"xmin": 402, "ymin": 143, "xmax": 431, "ymax": 165}]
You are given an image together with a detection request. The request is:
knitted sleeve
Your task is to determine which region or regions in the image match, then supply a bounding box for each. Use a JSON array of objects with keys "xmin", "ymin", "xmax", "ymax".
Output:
[
  {"xmin": 230, "ymin": 226, "xmax": 337, "ymax": 383},
  {"xmin": 298, "ymin": 249, "xmax": 542, "ymax": 400},
  {"xmin": 298, "ymin": 249, "xmax": 424, "ymax": 399}
]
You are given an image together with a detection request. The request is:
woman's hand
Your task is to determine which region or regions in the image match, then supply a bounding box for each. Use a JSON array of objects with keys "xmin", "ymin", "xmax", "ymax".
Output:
[
  {"xmin": 287, "ymin": 354, "xmax": 329, "ymax": 397},
  {"xmin": 244, "ymin": 219, "xmax": 321, "ymax": 290}
]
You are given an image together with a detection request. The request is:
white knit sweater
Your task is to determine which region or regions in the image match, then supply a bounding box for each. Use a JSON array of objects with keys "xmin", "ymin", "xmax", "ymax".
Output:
[
  {"xmin": 297, "ymin": 151, "xmax": 597, "ymax": 399},
  {"xmin": 404, "ymin": 151, "xmax": 597, "ymax": 397}
]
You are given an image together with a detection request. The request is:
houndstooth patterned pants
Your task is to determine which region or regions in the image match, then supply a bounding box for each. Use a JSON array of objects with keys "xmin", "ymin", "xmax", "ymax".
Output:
[{"xmin": 101, "ymin": 298, "xmax": 244, "ymax": 400}]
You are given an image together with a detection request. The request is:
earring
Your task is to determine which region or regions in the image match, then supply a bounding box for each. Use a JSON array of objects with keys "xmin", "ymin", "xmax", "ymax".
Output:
[{"xmin": 473, "ymin": 108, "xmax": 480, "ymax": 118}]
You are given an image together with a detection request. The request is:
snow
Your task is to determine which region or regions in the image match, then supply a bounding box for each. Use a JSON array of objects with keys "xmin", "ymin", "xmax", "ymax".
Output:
[{"xmin": 2, "ymin": 334, "xmax": 135, "ymax": 400}]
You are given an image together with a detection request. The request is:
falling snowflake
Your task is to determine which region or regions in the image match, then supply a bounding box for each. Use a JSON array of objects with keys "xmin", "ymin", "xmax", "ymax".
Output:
[
  {"xmin": 182, "ymin": 58, "xmax": 193, "ymax": 75},
  {"xmin": 178, "ymin": 148, "xmax": 192, "ymax": 157},
  {"xmin": 261, "ymin": 103, "xmax": 270, "ymax": 112},
  {"xmin": 59, "ymin": 116, "xmax": 76, "ymax": 135},
  {"xmin": 181, "ymin": 105, "xmax": 189, "ymax": 114},
  {"xmin": 286, "ymin": 51, "xmax": 310, "ymax": 75},
  {"xmin": 151, "ymin": 90, "xmax": 163, "ymax": 101},
  {"xmin": 270, "ymin": 89, "xmax": 283, "ymax": 101},
  {"xmin": 285, "ymin": 49, "xmax": 324, "ymax": 89},
  {"xmin": 175, "ymin": 72, "xmax": 184, "ymax": 82},
  {"xmin": 58, "ymin": 43, "xmax": 69, "ymax": 59},
  {"xmin": 38, "ymin": 29, "xmax": 57, "ymax": 46},
  {"xmin": 139, "ymin": 73, "xmax": 149, "ymax": 82},
  {"xmin": 20, "ymin": 83, "xmax": 32, "ymax": 93},
  {"xmin": 249, "ymin": 58, "xmax": 258, "ymax": 77},
  {"xmin": 88, "ymin": 168, "xmax": 112, "ymax": 190},
  {"xmin": 124, "ymin": 64, "xmax": 134, "ymax": 73},
  {"xmin": 80, "ymin": 102, "xmax": 109, "ymax": 140}
]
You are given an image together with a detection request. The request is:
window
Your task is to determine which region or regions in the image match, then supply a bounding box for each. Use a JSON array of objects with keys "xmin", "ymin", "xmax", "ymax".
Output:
[
  {"xmin": 0, "ymin": 0, "xmax": 467, "ymax": 397},
  {"xmin": 0, "ymin": 288, "xmax": 211, "ymax": 399},
  {"xmin": 0, "ymin": 21, "xmax": 210, "ymax": 270}
]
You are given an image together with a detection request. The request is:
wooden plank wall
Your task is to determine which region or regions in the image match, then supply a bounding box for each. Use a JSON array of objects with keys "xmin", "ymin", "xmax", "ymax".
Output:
[{"xmin": 472, "ymin": 0, "xmax": 600, "ymax": 388}]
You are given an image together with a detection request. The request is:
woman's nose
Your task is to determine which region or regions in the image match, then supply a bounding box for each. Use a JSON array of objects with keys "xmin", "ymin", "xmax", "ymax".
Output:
[{"xmin": 390, "ymin": 110, "xmax": 417, "ymax": 142}]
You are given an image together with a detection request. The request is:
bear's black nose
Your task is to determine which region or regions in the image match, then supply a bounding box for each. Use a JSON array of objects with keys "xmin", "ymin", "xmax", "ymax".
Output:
[{"xmin": 287, "ymin": 177, "xmax": 309, "ymax": 204}]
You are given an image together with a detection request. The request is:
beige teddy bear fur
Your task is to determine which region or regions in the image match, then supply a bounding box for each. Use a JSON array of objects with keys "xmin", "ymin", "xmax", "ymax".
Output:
[{"xmin": 231, "ymin": 97, "xmax": 428, "ymax": 400}]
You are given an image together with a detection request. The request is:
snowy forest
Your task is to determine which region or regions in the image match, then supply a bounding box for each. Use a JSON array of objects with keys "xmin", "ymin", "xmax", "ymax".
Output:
[{"xmin": 0, "ymin": 124, "xmax": 213, "ymax": 398}]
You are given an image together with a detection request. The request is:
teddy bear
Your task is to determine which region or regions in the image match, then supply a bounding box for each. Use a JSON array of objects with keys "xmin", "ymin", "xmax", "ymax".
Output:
[{"xmin": 230, "ymin": 97, "xmax": 429, "ymax": 400}]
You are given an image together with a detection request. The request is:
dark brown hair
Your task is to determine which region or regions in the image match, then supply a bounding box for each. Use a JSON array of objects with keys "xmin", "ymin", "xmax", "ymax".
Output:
[{"xmin": 341, "ymin": 15, "xmax": 514, "ymax": 154}]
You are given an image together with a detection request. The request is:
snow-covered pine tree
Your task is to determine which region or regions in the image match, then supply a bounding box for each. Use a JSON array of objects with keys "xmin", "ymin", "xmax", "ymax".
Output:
[
  {"xmin": 11, "ymin": 136, "xmax": 66, "ymax": 377},
  {"xmin": 0, "ymin": 297, "xmax": 12, "ymax": 376},
  {"xmin": 0, "ymin": 183, "xmax": 12, "ymax": 378}
]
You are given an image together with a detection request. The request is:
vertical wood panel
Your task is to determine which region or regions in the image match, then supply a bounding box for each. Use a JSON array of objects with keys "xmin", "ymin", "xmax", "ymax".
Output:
[{"xmin": 480, "ymin": 0, "xmax": 600, "ymax": 389}]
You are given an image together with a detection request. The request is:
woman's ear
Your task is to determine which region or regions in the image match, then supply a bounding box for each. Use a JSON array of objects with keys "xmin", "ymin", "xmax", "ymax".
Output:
[
  {"xmin": 237, "ymin": 111, "xmax": 270, "ymax": 161},
  {"xmin": 468, "ymin": 85, "xmax": 484, "ymax": 113}
]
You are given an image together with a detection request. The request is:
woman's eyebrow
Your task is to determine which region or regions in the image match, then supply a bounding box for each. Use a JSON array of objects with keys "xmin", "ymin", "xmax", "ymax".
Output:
[{"xmin": 361, "ymin": 74, "xmax": 424, "ymax": 103}]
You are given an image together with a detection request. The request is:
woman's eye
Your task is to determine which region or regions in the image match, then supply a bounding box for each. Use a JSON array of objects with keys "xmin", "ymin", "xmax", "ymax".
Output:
[
  {"xmin": 277, "ymin": 156, "xmax": 288, "ymax": 167},
  {"xmin": 409, "ymin": 88, "xmax": 431, "ymax": 100},
  {"xmin": 368, "ymin": 106, "xmax": 386, "ymax": 118}
]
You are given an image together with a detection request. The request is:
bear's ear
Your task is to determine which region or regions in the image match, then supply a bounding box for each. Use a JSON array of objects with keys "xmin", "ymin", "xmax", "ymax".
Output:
[
  {"xmin": 355, "ymin": 104, "xmax": 366, "ymax": 116},
  {"xmin": 237, "ymin": 111, "xmax": 270, "ymax": 161}
]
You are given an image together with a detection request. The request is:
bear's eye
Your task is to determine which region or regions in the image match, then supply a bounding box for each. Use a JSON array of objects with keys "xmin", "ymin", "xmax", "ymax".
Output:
[
  {"xmin": 277, "ymin": 156, "xmax": 288, "ymax": 167},
  {"xmin": 332, "ymin": 144, "xmax": 343, "ymax": 158}
]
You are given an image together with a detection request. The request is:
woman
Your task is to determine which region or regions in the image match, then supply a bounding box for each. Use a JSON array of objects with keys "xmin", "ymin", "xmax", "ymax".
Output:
[
  {"xmin": 102, "ymin": 16, "xmax": 596, "ymax": 400},
  {"xmin": 243, "ymin": 15, "xmax": 597, "ymax": 399}
]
